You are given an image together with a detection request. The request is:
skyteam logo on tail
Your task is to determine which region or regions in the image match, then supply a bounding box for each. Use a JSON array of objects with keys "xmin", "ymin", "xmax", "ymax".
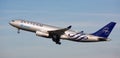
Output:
[
  {"xmin": 102, "ymin": 27, "xmax": 110, "ymax": 35},
  {"xmin": 92, "ymin": 22, "xmax": 116, "ymax": 38}
]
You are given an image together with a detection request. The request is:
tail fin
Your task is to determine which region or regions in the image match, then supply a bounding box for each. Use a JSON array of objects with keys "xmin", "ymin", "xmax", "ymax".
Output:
[{"xmin": 92, "ymin": 22, "xmax": 116, "ymax": 38}]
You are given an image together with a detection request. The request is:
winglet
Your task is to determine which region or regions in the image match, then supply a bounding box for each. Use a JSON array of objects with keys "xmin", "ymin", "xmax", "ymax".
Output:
[{"xmin": 67, "ymin": 25, "xmax": 72, "ymax": 29}]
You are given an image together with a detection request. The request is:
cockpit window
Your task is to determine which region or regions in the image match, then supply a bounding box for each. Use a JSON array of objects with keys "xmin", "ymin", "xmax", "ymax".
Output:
[{"xmin": 12, "ymin": 20, "xmax": 15, "ymax": 22}]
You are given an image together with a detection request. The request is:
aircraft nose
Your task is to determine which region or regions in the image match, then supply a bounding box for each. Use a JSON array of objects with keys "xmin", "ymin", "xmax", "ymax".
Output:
[
  {"xmin": 9, "ymin": 21, "xmax": 12, "ymax": 25},
  {"xmin": 9, "ymin": 20, "xmax": 15, "ymax": 25}
]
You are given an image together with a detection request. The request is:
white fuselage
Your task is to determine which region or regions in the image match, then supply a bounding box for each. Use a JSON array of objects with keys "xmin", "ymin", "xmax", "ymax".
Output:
[{"xmin": 9, "ymin": 20, "xmax": 107, "ymax": 42}]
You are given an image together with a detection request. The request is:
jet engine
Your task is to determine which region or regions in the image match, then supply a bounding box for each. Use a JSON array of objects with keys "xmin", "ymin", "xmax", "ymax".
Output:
[{"xmin": 36, "ymin": 31, "xmax": 49, "ymax": 37}]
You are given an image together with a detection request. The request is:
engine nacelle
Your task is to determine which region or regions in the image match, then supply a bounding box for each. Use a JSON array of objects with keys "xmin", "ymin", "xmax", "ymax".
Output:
[{"xmin": 36, "ymin": 31, "xmax": 49, "ymax": 37}]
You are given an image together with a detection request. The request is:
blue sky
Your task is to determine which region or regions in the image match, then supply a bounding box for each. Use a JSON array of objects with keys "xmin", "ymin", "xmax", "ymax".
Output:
[{"xmin": 0, "ymin": 0, "xmax": 120, "ymax": 58}]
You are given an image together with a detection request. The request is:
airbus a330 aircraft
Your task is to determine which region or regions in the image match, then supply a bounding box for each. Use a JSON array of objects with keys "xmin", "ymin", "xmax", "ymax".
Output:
[{"xmin": 9, "ymin": 20, "xmax": 116, "ymax": 45}]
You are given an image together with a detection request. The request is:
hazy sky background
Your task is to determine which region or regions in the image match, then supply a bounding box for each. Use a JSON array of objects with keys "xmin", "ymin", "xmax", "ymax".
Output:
[{"xmin": 0, "ymin": 0, "xmax": 120, "ymax": 58}]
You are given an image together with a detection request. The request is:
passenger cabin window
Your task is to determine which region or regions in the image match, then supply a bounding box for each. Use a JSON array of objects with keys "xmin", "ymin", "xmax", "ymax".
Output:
[
  {"xmin": 20, "ymin": 20, "xmax": 43, "ymax": 27},
  {"xmin": 23, "ymin": 21, "xmax": 26, "ymax": 23},
  {"xmin": 36, "ymin": 23, "xmax": 39, "ymax": 26}
]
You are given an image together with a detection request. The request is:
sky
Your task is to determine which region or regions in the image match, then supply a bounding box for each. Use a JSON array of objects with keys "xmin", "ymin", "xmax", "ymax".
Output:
[{"xmin": 0, "ymin": 0, "xmax": 120, "ymax": 58}]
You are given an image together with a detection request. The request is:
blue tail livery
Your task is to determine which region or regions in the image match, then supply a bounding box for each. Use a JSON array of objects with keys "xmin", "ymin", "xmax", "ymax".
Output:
[{"xmin": 92, "ymin": 22, "xmax": 116, "ymax": 38}]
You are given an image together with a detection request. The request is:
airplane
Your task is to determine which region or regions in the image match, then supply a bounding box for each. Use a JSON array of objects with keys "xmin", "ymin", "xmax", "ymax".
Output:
[{"xmin": 9, "ymin": 20, "xmax": 116, "ymax": 45}]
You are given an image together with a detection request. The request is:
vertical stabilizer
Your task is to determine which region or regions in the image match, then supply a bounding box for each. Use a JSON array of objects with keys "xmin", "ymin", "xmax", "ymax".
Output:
[{"xmin": 92, "ymin": 22, "xmax": 116, "ymax": 38}]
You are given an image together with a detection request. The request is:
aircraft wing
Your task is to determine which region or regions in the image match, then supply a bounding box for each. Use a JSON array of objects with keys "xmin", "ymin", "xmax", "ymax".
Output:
[
  {"xmin": 48, "ymin": 25, "xmax": 72, "ymax": 35},
  {"xmin": 48, "ymin": 25, "xmax": 72, "ymax": 44}
]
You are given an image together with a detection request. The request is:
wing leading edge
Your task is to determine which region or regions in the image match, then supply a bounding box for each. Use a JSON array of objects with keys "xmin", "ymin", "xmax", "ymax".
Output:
[{"xmin": 48, "ymin": 25, "xmax": 72, "ymax": 44}]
